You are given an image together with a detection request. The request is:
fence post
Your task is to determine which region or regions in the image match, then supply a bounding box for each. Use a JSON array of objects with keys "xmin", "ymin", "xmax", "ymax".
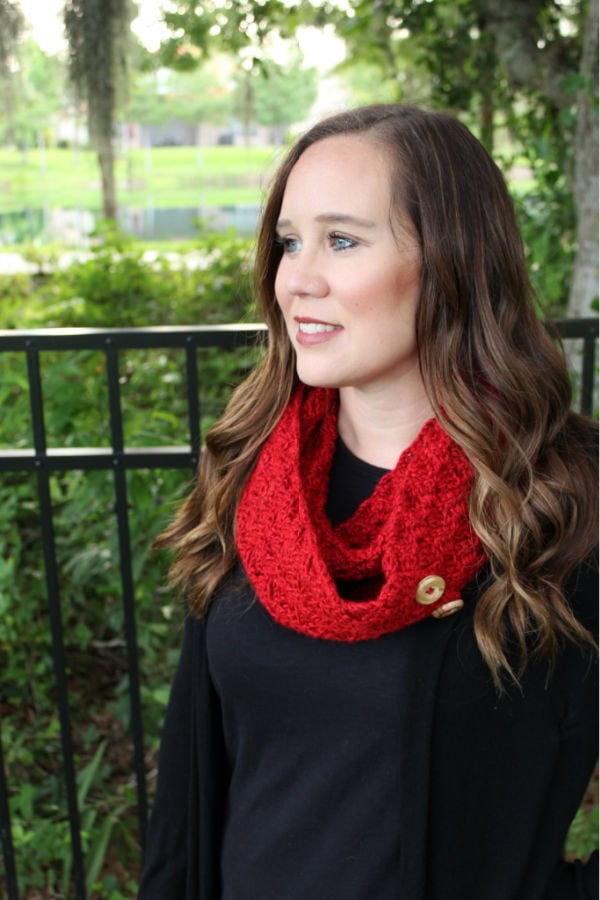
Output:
[
  {"xmin": 0, "ymin": 723, "xmax": 18, "ymax": 899},
  {"xmin": 26, "ymin": 344, "xmax": 87, "ymax": 898},
  {"xmin": 105, "ymin": 342, "xmax": 148, "ymax": 850}
]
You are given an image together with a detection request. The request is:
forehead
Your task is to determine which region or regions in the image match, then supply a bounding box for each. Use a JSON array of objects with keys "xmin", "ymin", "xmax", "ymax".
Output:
[{"xmin": 281, "ymin": 135, "xmax": 393, "ymax": 211}]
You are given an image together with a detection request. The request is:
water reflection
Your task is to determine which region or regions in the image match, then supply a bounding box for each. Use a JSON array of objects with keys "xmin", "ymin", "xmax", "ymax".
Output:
[{"xmin": 0, "ymin": 204, "xmax": 261, "ymax": 245}]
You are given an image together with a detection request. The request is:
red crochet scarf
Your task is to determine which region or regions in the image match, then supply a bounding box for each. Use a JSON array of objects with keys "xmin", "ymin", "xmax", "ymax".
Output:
[{"xmin": 236, "ymin": 386, "xmax": 486, "ymax": 641}]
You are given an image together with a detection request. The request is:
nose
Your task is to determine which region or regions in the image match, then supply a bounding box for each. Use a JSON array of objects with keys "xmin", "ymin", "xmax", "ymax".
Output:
[{"xmin": 283, "ymin": 250, "xmax": 329, "ymax": 299}]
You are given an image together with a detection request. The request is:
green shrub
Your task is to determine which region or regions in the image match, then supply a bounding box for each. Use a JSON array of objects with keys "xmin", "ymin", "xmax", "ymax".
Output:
[
  {"xmin": 0, "ymin": 229, "xmax": 262, "ymax": 894},
  {"xmin": 3, "ymin": 228, "xmax": 255, "ymax": 331},
  {"xmin": 1, "ymin": 227, "xmax": 597, "ymax": 893}
]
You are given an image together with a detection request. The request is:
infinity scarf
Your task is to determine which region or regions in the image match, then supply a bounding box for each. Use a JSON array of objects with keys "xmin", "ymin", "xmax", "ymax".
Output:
[{"xmin": 236, "ymin": 387, "xmax": 486, "ymax": 641}]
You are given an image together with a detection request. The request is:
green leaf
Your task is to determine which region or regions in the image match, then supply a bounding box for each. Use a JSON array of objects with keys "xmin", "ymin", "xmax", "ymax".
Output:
[
  {"xmin": 77, "ymin": 739, "xmax": 107, "ymax": 809},
  {"xmin": 85, "ymin": 804, "xmax": 128, "ymax": 895}
]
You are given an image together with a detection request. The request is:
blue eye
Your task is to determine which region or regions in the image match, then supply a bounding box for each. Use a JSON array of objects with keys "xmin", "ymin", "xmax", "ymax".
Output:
[
  {"xmin": 330, "ymin": 233, "xmax": 356, "ymax": 251},
  {"xmin": 275, "ymin": 235, "xmax": 301, "ymax": 254}
]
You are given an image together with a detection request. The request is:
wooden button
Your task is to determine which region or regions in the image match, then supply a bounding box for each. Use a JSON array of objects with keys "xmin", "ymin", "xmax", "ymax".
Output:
[
  {"xmin": 416, "ymin": 575, "xmax": 446, "ymax": 605},
  {"xmin": 431, "ymin": 599, "xmax": 464, "ymax": 618}
]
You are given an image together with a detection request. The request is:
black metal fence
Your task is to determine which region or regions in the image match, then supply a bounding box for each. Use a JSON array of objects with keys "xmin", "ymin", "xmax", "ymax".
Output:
[
  {"xmin": 0, "ymin": 324, "xmax": 264, "ymax": 899},
  {"xmin": 0, "ymin": 319, "xmax": 597, "ymax": 899}
]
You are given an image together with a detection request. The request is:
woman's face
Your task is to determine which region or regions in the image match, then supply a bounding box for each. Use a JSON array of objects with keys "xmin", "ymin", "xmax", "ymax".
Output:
[{"xmin": 274, "ymin": 134, "xmax": 423, "ymax": 402}]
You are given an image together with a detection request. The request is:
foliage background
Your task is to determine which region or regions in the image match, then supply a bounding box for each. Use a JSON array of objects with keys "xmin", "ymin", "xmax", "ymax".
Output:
[
  {"xmin": 0, "ymin": 228, "xmax": 263, "ymax": 897},
  {"xmin": 0, "ymin": 0, "xmax": 597, "ymax": 894},
  {"xmin": 1, "ymin": 223, "xmax": 598, "ymax": 897}
]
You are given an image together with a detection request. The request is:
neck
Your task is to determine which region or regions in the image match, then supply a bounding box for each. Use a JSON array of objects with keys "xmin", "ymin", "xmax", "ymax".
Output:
[{"xmin": 337, "ymin": 384, "xmax": 434, "ymax": 469}]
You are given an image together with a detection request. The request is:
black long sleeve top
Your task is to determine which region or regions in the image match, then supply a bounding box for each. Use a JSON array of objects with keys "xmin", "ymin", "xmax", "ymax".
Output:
[{"xmin": 139, "ymin": 440, "xmax": 598, "ymax": 899}]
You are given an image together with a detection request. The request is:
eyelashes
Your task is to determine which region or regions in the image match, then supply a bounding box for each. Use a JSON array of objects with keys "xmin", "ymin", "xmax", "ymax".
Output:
[
  {"xmin": 275, "ymin": 235, "xmax": 301, "ymax": 254},
  {"xmin": 330, "ymin": 234, "xmax": 356, "ymax": 251},
  {"xmin": 274, "ymin": 232, "xmax": 358, "ymax": 254}
]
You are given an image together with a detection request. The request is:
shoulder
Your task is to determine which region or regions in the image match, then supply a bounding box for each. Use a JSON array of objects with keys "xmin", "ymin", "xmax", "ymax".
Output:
[
  {"xmin": 442, "ymin": 559, "xmax": 597, "ymax": 698},
  {"xmin": 547, "ymin": 413, "xmax": 598, "ymax": 491},
  {"xmin": 559, "ymin": 411, "xmax": 598, "ymax": 452},
  {"xmin": 564, "ymin": 548, "xmax": 599, "ymax": 640}
]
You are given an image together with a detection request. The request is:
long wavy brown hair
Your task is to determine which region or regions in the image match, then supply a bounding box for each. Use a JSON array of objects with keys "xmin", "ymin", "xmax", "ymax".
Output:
[{"xmin": 157, "ymin": 104, "xmax": 597, "ymax": 685}]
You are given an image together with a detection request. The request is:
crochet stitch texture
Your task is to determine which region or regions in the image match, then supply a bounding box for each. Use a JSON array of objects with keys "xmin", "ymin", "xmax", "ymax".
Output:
[{"xmin": 236, "ymin": 386, "xmax": 486, "ymax": 641}]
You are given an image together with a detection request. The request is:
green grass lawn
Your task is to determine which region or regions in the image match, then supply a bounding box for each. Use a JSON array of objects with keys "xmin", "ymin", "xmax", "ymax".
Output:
[
  {"xmin": 0, "ymin": 143, "xmax": 535, "ymax": 213},
  {"xmin": 0, "ymin": 144, "xmax": 281, "ymax": 212},
  {"xmin": 0, "ymin": 142, "xmax": 536, "ymax": 256}
]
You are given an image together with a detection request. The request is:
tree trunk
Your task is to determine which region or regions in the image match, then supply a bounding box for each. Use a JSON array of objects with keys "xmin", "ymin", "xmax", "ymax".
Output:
[
  {"xmin": 97, "ymin": 136, "xmax": 117, "ymax": 221},
  {"xmin": 568, "ymin": 0, "xmax": 599, "ymax": 318},
  {"xmin": 242, "ymin": 74, "xmax": 254, "ymax": 147},
  {"xmin": 480, "ymin": 88, "xmax": 494, "ymax": 153},
  {"xmin": 477, "ymin": 13, "xmax": 495, "ymax": 153}
]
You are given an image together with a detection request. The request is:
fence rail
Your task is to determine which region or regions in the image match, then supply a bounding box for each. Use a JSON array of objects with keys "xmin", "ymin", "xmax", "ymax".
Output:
[{"xmin": 0, "ymin": 319, "xmax": 597, "ymax": 898}]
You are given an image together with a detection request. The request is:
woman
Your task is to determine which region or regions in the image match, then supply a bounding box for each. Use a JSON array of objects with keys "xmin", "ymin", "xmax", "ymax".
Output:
[{"xmin": 138, "ymin": 105, "xmax": 598, "ymax": 899}]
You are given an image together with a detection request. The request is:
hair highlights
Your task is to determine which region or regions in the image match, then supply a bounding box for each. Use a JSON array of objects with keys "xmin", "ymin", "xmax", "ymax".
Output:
[{"xmin": 157, "ymin": 105, "xmax": 597, "ymax": 686}]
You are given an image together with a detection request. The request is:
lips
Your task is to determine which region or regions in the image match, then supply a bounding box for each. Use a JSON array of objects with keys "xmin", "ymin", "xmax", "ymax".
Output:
[
  {"xmin": 298, "ymin": 322, "xmax": 337, "ymax": 334},
  {"xmin": 294, "ymin": 317, "xmax": 342, "ymax": 346}
]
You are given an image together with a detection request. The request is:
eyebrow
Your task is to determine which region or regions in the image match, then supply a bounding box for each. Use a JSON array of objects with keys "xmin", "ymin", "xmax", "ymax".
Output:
[{"xmin": 276, "ymin": 213, "xmax": 377, "ymax": 230}]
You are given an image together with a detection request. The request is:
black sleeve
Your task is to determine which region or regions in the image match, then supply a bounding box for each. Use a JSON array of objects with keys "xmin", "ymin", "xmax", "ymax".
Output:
[
  {"xmin": 540, "ymin": 554, "xmax": 599, "ymax": 900},
  {"xmin": 427, "ymin": 553, "xmax": 598, "ymax": 900},
  {"xmin": 137, "ymin": 613, "xmax": 228, "ymax": 899},
  {"xmin": 537, "ymin": 666, "xmax": 598, "ymax": 900},
  {"xmin": 542, "ymin": 853, "xmax": 598, "ymax": 900}
]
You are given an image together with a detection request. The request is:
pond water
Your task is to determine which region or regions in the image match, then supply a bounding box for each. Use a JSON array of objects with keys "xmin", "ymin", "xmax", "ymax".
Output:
[{"xmin": 0, "ymin": 203, "xmax": 262, "ymax": 245}]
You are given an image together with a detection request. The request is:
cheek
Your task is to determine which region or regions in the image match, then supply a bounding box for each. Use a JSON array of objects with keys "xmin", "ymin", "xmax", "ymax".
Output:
[
  {"xmin": 274, "ymin": 266, "xmax": 287, "ymax": 312},
  {"xmin": 273, "ymin": 269, "xmax": 295, "ymax": 340},
  {"xmin": 391, "ymin": 263, "xmax": 421, "ymax": 313}
]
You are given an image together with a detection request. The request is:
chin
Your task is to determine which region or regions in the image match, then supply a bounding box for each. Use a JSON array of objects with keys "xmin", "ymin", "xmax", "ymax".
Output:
[{"xmin": 295, "ymin": 364, "xmax": 343, "ymax": 390}]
